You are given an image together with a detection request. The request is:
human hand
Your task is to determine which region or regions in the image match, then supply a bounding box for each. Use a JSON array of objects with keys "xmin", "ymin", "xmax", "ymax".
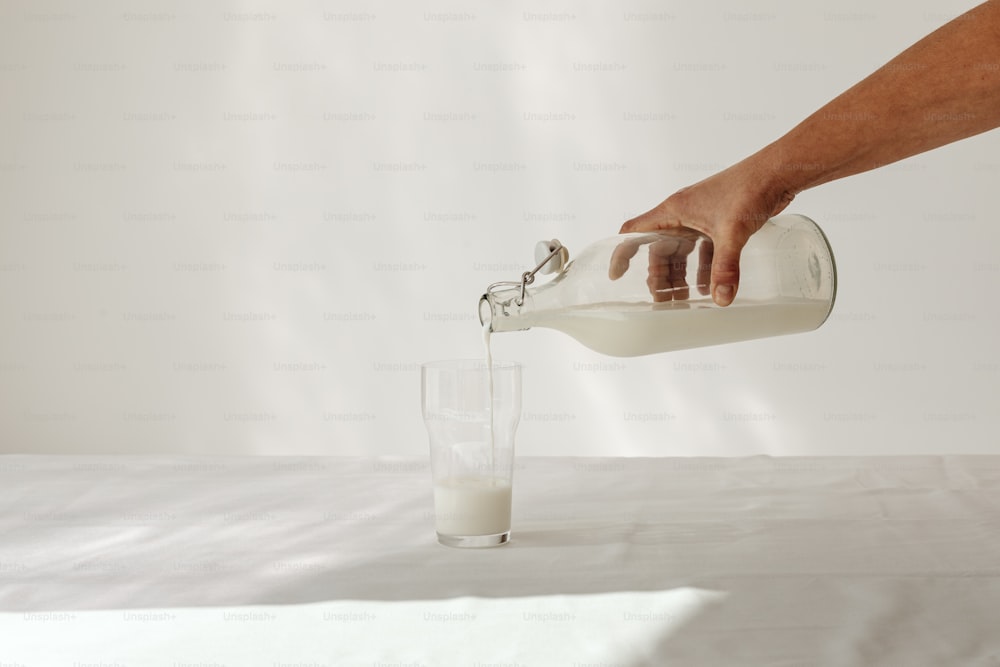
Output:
[
  {"xmin": 619, "ymin": 159, "xmax": 795, "ymax": 306},
  {"xmin": 608, "ymin": 231, "xmax": 707, "ymax": 302}
]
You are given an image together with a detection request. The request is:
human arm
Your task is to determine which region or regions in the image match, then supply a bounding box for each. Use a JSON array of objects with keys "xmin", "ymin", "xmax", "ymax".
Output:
[{"xmin": 621, "ymin": 0, "xmax": 1000, "ymax": 306}]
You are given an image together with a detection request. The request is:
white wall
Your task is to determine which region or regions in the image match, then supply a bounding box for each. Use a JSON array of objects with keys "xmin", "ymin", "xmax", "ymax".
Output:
[{"xmin": 1, "ymin": 0, "xmax": 996, "ymax": 456}]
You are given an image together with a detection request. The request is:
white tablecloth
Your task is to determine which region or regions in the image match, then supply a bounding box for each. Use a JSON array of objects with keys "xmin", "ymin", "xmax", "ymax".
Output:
[{"xmin": 2, "ymin": 455, "xmax": 1000, "ymax": 666}]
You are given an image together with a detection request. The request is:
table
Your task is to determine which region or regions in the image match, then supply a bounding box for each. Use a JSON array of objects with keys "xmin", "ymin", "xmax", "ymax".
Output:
[{"xmin": 2, "ymin": 455, "xmax": 999, "ymax": 666}]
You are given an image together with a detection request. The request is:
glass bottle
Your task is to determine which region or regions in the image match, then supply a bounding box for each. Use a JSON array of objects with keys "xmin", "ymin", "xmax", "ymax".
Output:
[{"xmin": 479, "ymin": 214, "xmax": 836, "ymax": 357}]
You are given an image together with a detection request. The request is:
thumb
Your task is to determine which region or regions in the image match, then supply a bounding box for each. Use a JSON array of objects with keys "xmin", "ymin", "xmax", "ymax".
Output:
[{"xmin": 709, "ymin": 239, "xmax": 743, "ymax": 307}]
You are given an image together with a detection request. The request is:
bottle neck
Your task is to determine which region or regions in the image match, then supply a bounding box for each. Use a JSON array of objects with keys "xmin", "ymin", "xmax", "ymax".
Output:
[{"xmin": 479, "ymin": 288, "xmax": 530, "ymax": 333}]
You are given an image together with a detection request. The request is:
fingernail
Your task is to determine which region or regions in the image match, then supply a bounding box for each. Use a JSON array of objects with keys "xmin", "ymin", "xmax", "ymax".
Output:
[{"xmin": 715, "ymin": 284, "xmax": 734, "ymax": 304}]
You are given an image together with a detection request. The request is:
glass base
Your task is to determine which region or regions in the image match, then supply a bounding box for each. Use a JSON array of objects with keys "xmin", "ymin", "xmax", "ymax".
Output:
[{"xmin": 437, "ymin": 531, "xmax": 510, "ymax": 548}]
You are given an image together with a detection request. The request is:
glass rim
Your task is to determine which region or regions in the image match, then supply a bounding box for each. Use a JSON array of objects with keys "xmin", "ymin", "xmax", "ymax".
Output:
[{"xmin": 421, "ymin": 359, "xmax": 521, "ymax": 372}]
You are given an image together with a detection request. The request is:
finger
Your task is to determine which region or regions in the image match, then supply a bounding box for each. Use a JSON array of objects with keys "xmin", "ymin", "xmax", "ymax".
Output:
[
  {"xmin": 697, "ymin": 239, "xmax": 713, "ymax": 296},
  {"xmin": 669, "ymin": 239, "xmax": 693, "ymax": 301},
  {"xmin": 709, "ymin": 240, "xmax": 743, "ymax": 307},
  {"xmin": 647, "ymin": 278, "xmax": 688, "ymax": 301},
  {"xmin": 650, "ymin": 273, "xmax": 690, "ymax": 302},
  {"xmin": 609, "ymin": 239, "xmax": 642, "ymax": 280},
  {"xmin": 646, "ymin": 239, "xmax": 692, "ymax": 302},
  {"xmin": 646, "ymin": 244, "xmax": 675, "ymax": 302}
]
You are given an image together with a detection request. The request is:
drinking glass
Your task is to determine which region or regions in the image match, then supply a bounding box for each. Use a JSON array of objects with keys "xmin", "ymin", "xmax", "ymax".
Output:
[{"xmin": 421, "ymin": 360, "xmax": 522, "ymax": 548}]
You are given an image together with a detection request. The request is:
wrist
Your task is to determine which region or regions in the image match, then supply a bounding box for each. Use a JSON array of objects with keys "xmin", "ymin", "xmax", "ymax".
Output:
[{"xmin": 735, "ymin": 145, "xmax": 804, "ymax": 217}]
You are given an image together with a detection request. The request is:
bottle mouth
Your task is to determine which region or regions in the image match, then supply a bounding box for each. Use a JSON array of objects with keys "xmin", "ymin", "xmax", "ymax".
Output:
[{"xmin": 478, "ymin": 295, "xmax": 493, "ymax": 330}]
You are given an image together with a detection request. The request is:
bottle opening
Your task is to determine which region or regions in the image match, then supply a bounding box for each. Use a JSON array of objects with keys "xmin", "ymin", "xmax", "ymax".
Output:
[{"xmin": 478, "ymin": 295, "xmax": 493, "ymax": 330}]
